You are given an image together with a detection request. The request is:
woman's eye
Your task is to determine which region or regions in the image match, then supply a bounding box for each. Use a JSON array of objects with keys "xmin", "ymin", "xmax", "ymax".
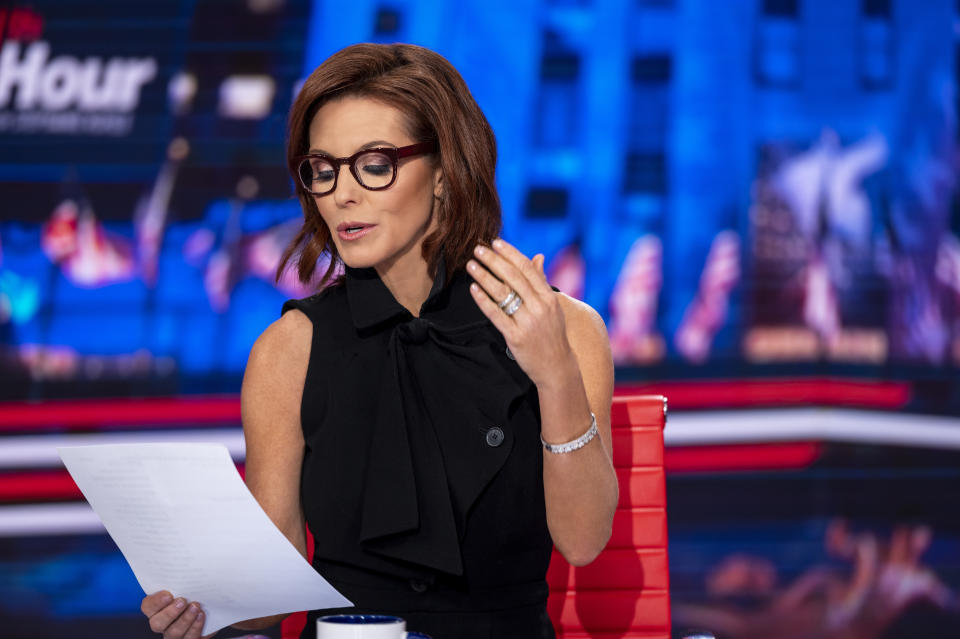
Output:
[
  {"xmin": 315, "ymin": 170, "xmax": 335, "ymax": 181},
  {"xmin": 362, "ymin": 164, "xmax": 392, "ymax": 176}
]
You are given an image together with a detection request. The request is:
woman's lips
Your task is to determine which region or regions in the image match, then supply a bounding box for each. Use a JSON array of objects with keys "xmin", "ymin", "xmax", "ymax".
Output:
[{"xmin": 337, "ymin": 223, "xmax": 377, "ymax": 241}]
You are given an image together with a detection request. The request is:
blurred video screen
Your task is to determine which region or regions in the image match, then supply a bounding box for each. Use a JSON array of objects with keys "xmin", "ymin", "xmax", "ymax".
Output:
[{"xmin": 2, "ymin": 0, "xmax": 959, "ymax": 403}]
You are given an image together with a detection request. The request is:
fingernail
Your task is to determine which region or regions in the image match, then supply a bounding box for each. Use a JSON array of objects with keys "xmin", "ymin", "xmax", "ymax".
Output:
[
  {"xmin": 493, "ymin": 239, "xmax": 503, "ymax": 248},
  {"xmin": 196, "ymin": 612, "xmax": 204, "ymax": 622},
  {"xmin": 159, "ymin": 593, "xmax": 173, "ymax": 605},
  {"xmin": 467, "ymin": 260, "xmax": 477, "ymax": 271},
  {"xmin": 470, "ymin": 283, "xmax": 478, "ymax": 292},
  {"xmin": 175, "ymin": 599, "xmax": 185, "ymax": 609},
  {"xmin": 475, "ymin": 245, "xmax": 485, "ymax": 256},
  {"xmin": 189, "ymin": 603, "xmax": 199, "ymax": 614}
]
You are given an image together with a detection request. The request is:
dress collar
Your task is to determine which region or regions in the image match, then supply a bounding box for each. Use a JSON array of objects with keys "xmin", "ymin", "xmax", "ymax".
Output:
[{"xmin": 344, "ymin": 255, "xmax": 448, "ymax": 330}]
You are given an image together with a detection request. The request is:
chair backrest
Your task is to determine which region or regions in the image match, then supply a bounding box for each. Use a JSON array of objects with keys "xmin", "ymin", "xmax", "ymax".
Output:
[
  {"xmin": 546, "ymin": 394, "xmax": 670, "ymax": 639},
  {"xmin": 283, "ymin": 394, "xmax": 670, "ymax": 639}
]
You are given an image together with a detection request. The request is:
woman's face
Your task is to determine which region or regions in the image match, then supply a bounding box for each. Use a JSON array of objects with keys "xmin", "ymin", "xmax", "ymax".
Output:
[{"xmin": 307, "ymin": 96, "xmax": 441, "ymax": 274}]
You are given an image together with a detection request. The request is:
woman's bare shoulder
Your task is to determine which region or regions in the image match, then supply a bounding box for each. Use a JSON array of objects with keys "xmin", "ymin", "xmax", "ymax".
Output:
[
  {"xmin": 556, "ymin": 292, "xmax": 608, "ymax": 343},
  {"xmin": 242, "ymin": 309, "xmax": 313, "ymax": 435},
  {"xmin": 252, "ymin": 308, "xmax": 313, "ymax": 363},
  {"xmin": 555, "ymin": 292, "xmax": 614, "ymax": 396}
]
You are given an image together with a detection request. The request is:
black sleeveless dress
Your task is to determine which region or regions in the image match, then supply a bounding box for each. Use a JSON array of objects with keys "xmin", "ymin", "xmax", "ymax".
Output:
[{"xmin": 280, "ymin": 262, "xmax": 556, "ymax": 639}]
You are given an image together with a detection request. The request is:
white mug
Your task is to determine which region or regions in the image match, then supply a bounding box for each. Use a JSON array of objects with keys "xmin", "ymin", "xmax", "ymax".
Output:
[{"xmin": 316, "ymin": 614, "xmax": 431, "ymax": 639}]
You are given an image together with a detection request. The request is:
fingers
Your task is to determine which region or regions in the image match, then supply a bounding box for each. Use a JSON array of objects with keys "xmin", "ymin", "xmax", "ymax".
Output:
[
  {"xmin": 466, "ymin": 258, "xmax": 512, "ymax": 308},
  {"xmin": 490, "ymin": 238, "xmax": 550, "ymax": 290},
  {"xmin": 142, "ymin": 591, "xmax": 174, "ymax": 617},
  {"xmin": 533, "ymin": 253, "xmax": 547, "ymax": 281},
  {"xmin": 471, "ymin": 243, "xmax": 537, "ymax": 309},
  {"xmin": 163, "ymin": 601, "xmax": 205, "ymax": 639},
  {"xmin": 182, "ymin": 603, "xmax": 207, "ymax": 639},
  {"xmin": 469, "ymin": 282, "xmax": 516, "ymax": 338},
  {"xmin": 470, "ymin": 240, "xmax": 544, "ymax": 309},
  {"xmin": 143, "ymin": 595, "xmax": 206, "ymax": 638},
  {"xmin": 147, "ymin": 597, "xmax": 187, "ymax": 634}
]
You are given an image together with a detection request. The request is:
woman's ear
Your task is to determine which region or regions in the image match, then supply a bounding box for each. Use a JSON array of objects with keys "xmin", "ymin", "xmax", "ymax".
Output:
[{"xmin": 433, "ymin": 167, "xmax": 444, "ymax": 200}]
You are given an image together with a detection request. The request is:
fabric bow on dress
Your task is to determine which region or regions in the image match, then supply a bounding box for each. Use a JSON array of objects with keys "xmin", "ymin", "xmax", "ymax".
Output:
[{"xmin": 343, "ymin": 262, "xmax": 533, "ymax": 577}]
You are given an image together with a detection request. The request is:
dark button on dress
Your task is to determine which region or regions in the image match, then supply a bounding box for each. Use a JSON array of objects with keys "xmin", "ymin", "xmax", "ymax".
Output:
[
  {"xmin": 485, "ymin": 427, "xmax": 505, "ymax": 447},
  {"xmin": 280, "ymin": 261, "xmax": 555, "ymax": 639}
]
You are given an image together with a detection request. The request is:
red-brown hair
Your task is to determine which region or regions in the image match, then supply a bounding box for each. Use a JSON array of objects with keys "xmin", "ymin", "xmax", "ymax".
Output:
[{"xmin": 275, "ymin": 43, "xmax": 502, "ymax": 289}]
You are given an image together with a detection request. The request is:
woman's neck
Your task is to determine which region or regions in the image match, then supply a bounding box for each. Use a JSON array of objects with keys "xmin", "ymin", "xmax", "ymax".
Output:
[{"xmin": 376, "ymin": 251, "xmax": 434, "ymax": 318}]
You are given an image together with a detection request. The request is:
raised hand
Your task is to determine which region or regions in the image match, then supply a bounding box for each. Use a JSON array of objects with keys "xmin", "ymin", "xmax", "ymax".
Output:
[{"xmin": 467, "ymin": 238, "xmax": 574, "ymax": 387}]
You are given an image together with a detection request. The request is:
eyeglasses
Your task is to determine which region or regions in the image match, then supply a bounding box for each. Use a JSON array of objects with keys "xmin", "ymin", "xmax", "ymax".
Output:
[{"xmin": 293, "ymin": 141, "xmax": 437, "ymax": 196}]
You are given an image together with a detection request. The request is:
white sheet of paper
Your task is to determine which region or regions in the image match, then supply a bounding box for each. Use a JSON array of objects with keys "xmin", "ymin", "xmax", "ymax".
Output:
[{"xmin": 58, "ymin": 443, "xmax": 352, "ymax": 635}]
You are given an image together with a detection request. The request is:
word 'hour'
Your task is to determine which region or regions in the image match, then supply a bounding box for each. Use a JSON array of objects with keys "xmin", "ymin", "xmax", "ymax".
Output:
[{"xmin": 0, "ymin": 42, "xmax": 157, "ymax": 112}]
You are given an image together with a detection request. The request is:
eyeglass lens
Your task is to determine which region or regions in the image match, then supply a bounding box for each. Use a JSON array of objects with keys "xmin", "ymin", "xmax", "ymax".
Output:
[{"xmin": 299, "ymin": 150, "xmax": 395, "ymax": 194}]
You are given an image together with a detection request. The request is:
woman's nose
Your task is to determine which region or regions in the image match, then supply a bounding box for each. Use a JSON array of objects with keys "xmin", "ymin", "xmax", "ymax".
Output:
[{"xmin": 332, "ymin": 163, "xmax": 363, "ymax": 206}]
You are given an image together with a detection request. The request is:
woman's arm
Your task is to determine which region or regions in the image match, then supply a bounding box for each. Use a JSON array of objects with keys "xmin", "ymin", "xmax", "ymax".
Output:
[
  {"xmin": 232, "ymin": 307, "xmax": 313, "ymax": 630},
  {"xmin": 466, "ymin": 239, "xmax": 618, "ymax": 567},
  {"xmin": 139, "ymin": 308, "xmax": 313, "ymax": 638},
  {"xmin": 538, "ymin": 295, "xmax": 617, "ymax": 566}
]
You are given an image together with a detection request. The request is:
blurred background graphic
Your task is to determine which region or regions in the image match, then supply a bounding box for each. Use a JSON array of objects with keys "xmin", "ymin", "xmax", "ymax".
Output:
[{"xmin": 1, "ymin": 0, "xmax": 959, "ymax": 637}]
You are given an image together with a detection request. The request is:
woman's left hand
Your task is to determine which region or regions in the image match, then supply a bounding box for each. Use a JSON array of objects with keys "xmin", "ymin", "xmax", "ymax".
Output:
[{"xmin": 467, "ymin": 238, "xmax": 575, "ymax": 387}]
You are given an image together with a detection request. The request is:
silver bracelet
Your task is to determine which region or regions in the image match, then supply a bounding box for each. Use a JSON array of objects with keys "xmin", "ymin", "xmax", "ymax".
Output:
[{"xmin": 541, "ymin": 412, "xmax": 598, "ymax": 454}]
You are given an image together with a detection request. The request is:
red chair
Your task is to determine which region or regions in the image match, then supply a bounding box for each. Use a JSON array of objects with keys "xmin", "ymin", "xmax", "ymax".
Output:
[
  {"xmin": 283, "ymin": 395, "xmax": 703, "ymax": 639},
  {"xmin": 546, "ymin": 394, "xmax": 672, "ymax": 638}
]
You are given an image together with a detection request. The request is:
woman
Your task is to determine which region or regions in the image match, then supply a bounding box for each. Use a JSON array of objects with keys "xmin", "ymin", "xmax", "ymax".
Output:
[{"xmin": 141, "ymin": 43, "xmax": 617, "ymax": 639}]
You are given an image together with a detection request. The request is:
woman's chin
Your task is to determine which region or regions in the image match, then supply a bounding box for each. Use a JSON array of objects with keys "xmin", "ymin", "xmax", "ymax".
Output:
[{"xmin": 335, "ymin": 246, "xmax": 379, "ymax": 270}]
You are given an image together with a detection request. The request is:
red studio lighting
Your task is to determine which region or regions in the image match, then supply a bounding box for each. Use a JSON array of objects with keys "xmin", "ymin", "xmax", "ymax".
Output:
[{"xmin": 0, "ymin": 6, "xmax": 45, "ymax": 44}]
